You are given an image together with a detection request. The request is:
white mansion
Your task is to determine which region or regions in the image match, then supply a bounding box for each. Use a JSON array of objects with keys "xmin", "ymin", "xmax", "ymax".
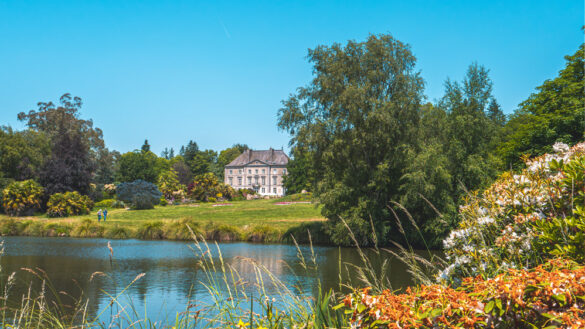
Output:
[{"xmin": 224, "ymin": 149, "xmax": 289, "ymax": 196}]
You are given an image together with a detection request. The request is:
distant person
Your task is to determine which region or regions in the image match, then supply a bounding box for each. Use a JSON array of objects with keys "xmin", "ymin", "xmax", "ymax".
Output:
[
  {"xmin": 97, "ymin": 209, "xmax": 102, "ymax": 222},
  {"xmin": 103, "ymin": 209, "xmax": 108, "ymax": 222}
]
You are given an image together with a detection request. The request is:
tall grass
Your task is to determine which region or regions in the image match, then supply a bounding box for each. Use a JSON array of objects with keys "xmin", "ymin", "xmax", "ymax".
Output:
[{"xmin": 0, "ymin": 204, "xmax": 439, "ymax": 329}]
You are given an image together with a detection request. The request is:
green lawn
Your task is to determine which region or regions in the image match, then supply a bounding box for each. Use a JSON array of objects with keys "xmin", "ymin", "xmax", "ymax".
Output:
[
  {"xmin": 0, "ymin": 199, "xmax": 326, "ymax": 242},
  {"xmin": 91, "ymin": 199, "xmax": 323, "ymax": 229}
]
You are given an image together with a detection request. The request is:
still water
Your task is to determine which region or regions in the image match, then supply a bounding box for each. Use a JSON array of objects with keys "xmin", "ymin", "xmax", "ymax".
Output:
[{"xmin": 0, "ymin": 236, "xmax": 427, "ymax": 325}]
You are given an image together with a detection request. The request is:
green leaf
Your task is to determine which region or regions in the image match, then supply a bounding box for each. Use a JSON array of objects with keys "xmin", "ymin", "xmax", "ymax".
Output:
[
  {"xmin": 552, "ymin": 294, "xmax": 566, "ymax": 306},
  {"xmin": 484, "ymin": 300, "xmax": 495, "ymax": 313},
  {"xmin": 332, "ymin": 303, "xmax": 345, "ymax": 311}
]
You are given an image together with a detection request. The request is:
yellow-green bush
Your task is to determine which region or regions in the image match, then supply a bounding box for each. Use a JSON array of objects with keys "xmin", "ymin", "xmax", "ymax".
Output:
[
  {"xmin": 46, "ymin": 191, "xmax": 94, "ymax": 217},
  {"xmin": 1, "ymin": 180, "xmax": 43, "ymax": 216}
]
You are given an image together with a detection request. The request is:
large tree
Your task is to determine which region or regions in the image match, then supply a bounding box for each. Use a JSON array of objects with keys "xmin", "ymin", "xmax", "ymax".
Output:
[
  {"xmin": 116, "ymin": 151, "xmax": 159, "ymax": 183},
  {"xmin": 498, "ymin": 43, "xmax": 585, "ymax": 167},
  {"xmin": 93, "ymin": 148, "xmax": 121, "ymax": 184},
  {"xmin": 216, "ymin": 144, "xmax": 249, "ymax": 179},
  {"xmin": 0, "ymin": 126, "xmax": 51, "ymax": 182},
  {"xmin": 278, "ymin": 34, "xmax": 424, "ymax": 246},
  {"xmin": 282, "ymin": 146, "xmax": 312, "ymax": 195},
  {"xmin": 18, "ymin": 93, "xmax": 104, "ymax": 152},
  {"xmin": 439, "ymin": 63, "xmax": 503, "ymax": 197},
  {"xmin": 39, "ymin": 129, "xmax": 93, "ymax": 195}
]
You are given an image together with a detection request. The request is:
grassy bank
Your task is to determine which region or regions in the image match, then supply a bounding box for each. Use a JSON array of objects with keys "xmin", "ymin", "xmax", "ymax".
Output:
[{"xmin": 0, "ymin": 198, "xmax": 327, "ymax": 243}]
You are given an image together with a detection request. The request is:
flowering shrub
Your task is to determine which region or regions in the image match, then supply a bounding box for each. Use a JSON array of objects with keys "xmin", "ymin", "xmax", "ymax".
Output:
[
  {"xmin": 343, "ymin": 259, "xmax": 585, "ymax": 328},
  {"xmin": 157, "ymin": 169, "xmax": 186, "ymax": 202},
  {"xmin": 46, "ymin": 191, "xmax": 94, "ymax": 217},
  {"xmin": 94, "ymin": 198, "xmax": 125, "ymax": 209},
  {"xmin": 440, "ymin": 142, "xmax": 585, "ymax": 282},
  {"xmin": 103, "ymin": 183, "xmax": 116, "ymax": 196},
  {"xmin": 1, "ymin": 180, "xmax": 44, "ymax": 216},
  {"xmin": 188, "ymin": 173, "xmax": 235, "ymax": 202}
]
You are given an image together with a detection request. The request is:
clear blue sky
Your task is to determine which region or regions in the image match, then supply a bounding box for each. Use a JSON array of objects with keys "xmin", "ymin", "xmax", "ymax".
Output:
[{"xmin": 0, "ymin": 0, "xmax": 582, "ymax": 155}]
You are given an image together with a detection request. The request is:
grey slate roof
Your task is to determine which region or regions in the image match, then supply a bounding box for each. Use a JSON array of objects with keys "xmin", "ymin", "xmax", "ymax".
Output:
[{"xmin": 226, "ymin": 149, "xmax": 289, "ymax": 167}]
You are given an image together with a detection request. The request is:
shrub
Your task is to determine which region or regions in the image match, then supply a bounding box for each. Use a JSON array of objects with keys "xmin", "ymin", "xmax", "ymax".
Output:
[
  {"xmin": 440, "ymin": 142, "xmax": 585, "ymax": 283},
  {"xmin": 116, "ymin": 180, "xmax": 162, "ymax": 210},
  {"xmin": 72, "ymin": 218, "xmax": 104, "ymax": 238},
  {"xmin": 44, "ymin": 222, "xmax": 72, "ymax": 237},
  {"xmin": 163, "ymin": 217, "xmax": 201, "ymax": 240},
  {"xmin": 247, "ymin": 225, "xmax": 281, "ymax": 243},
  {"xmin": 157, "ymin": 169, "xmax": 186, "ymax": 201},
  {"xmin": 94, "ymin": 198, "xmax": 114, "ymax": 208},
  {"xmin": 344, "ymin": 259, "xmax": 585, "ymax": 329},
  {"xmin": 112, "ymin": 200, "xmax": 125, "ymax": 208},
  {"xmin": 137, "ymin": 221, "xmax": 164, "ymax": 239},
  {"xmin": 103, "ymin": 183, "xmax": 116, "ymax": 196},
  {"xmin": 283, "ymin": 221, "xmax": 330, "ymax": 245},
  {"xmin": 105, "ymin": 224, "xmax": 130, "ymax": 239},
  {"xmin": 46, "ymin": 191, "xmax": 94, "ymax": 217},
  {"xmin": 0, "ymin": 218, "xmax": 21, "ymax": 235},
  {"xmin": 1, "ymin": 180, "xmax": 44, "ymax": 216},
  {"xmin": 188, "ymin": 173, "xmax": 234, "ymax": 202},
  {"xmin": 205, "ymin": 222, "xmax": 242, "ymax": 241}
]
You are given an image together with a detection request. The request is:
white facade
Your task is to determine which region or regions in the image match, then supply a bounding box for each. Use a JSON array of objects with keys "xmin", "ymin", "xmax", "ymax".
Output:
[{"xmin": 224, "ymin": 149, "xmax": 288, "ymax": 196}]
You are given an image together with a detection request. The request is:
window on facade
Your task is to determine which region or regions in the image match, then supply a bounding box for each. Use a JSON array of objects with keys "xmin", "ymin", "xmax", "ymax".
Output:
[
  {"xmin": 255, "ymin": 169, "xmax": 258, "ymax": 174},
  {"xmin": 248, "ymin": 169, "xmax": 251, "ymax": 174},
  {"xmin": 239, "ymin": 169, "xmax": 242, "ymax": 174},
  {"xmin": 283, "ymin": 169, "xmax": 287, "ymax": 174},
  {"xmin": 273, "ymin": 169, "xmax": 277, "ymax": 174},
  {"xmin": 261, "ymin": 188, "xmax": 265, "ymax": 193},
  {"xmin": 228, "ymin": 177, "xmax": 233, "ymax": 185},
  {"xmin": 254, "ymin": 177, "xmax": 258, "ymax": 184},
  {"xmin": 262, "ymin": 169, "xmax": 265, "ymax": 173},
  {"xmin": 229, "ymin": 170, "xmax": 233, "ymax": 174},
  {"xmin": 272, "ymin": 176, "xmax": 277, "ymax": 185},
  {"xmin": 261, "ymin": 176, "xmax": 265, "ymax": 185},
  {"xmin": 238, "ymin": 177, "xmax": 242, "ymax": 185},
  {"xmin": 273, "ymin": 188, "xmax": 277, "ymax": 194},
  {"xmin": 247, "ymin": 177, "xmax": 252, "ymax": 185}
]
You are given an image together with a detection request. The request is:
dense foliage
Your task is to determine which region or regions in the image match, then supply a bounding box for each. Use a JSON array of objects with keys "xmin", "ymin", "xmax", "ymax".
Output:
[
  {"xmin": 499, "ymin": 43, "xmax": 584, "ymax": 168},
  {"xmin": 115, "ymin": 151, "xmax": 160, "ymax": 183},
  {"xmin": 116, "ymin": 180, "xmax": 162, "ymax": 209},
  {"xmin": 39, "ymin": 129, "xmax": 93, "ymax": 195},
  {"xmin": 0, "ymin": 127, "xmax": 50, "ymax": 183},
  {"xmin": 188, "ymin": 173, "xmax": 235, "ymax": 202},
  {"xmin": 157, "ymin": 168, "xmax": 186, "ymax": 202},
  {"xmin": 440, "ymin": 142, "xmax": 585, "ymax": 283},
  {"xmin": 278, "ymin": 34, "xmax": 425, "ymax": 246},
  {"xmin": 46, "ymin": 191, "xmax": 94, "ymax": 217},
  {"xmin": 278, "ymin": 34, "xmax": 507, "ymax": 247},
  {"xmin": 344, "ymin": 259, "xmax": 584, "ymax": 329},
  {"xmin": 1, "ymin": 180, "xmax": 44, "ymax": 216}
]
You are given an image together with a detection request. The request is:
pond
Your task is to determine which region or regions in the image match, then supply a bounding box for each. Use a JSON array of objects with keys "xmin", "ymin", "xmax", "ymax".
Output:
[{"xmin": 0, "ymin": 236, "xmax": 433, "ymax": 326}]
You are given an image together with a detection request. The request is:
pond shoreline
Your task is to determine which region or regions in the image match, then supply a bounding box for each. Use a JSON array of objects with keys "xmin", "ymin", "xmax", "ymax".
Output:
[{"xmin": 0, "ymin": 199, "xmax": 332, "ymax": 244}]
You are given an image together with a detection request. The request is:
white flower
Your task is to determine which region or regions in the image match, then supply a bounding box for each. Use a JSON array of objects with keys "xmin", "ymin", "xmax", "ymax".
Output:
[
  {"xmin": 552, "ymin": 142, "xmax": 570, "ymax": 153},
  {"xmin": 476, "ymin": 216, "xmax": 495, "ymax": 225}
]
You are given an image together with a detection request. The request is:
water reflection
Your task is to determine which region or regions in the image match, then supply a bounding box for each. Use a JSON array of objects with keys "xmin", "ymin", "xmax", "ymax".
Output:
[{"xmin": 0, "ymin": 237, "xmax": 433, "ymax": 324}]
